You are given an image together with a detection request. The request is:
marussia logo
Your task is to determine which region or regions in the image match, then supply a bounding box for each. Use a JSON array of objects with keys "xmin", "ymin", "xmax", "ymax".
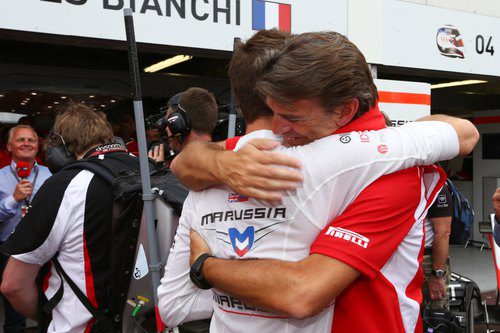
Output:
[
  {"xmin": 216, "ymin": 220, "xmax": 287, "ymax": 256},
  {"xmin": 229, "ymin": 227, "xmax": 255, "ymax": 257}
]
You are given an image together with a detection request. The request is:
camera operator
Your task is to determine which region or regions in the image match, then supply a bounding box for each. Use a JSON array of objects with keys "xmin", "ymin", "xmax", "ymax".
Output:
[
  {"xmin": 151, "ymin": 87, "xmax": 218, "ymax": 332},
  {"xmin": 148, "ymin": 87, "xmax": 218, "ymax": 167}
]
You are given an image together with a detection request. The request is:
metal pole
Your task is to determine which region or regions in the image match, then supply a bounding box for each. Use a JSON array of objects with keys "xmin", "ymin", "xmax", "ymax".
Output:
[
  {"xmin": 123, "ymin": 9, "xmax": 162, "ymax": 332},
  {"xmin": 227, "ymin": 37, "xmax": 241, "ymax": 138}
]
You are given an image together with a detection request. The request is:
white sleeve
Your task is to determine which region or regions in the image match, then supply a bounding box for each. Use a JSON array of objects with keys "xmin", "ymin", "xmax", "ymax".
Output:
[
  {"xmin": 12, "ymin": 194, "xmax": 73, "ymax": 265},
  {"xmin": 390, "ymin": 121, "xmax": 459, "ymax": 162},
  {"xmin": 157, "ymin": 200, "xmax": 213, "ymax": 327},
  {"xmin": 288, "ymin": 120, "xmax": 460, "ymax": 227}
]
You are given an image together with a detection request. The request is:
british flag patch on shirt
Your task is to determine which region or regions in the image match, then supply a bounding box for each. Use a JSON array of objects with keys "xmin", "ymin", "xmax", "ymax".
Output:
[{"xmin": 228, "ymin": 193, "xmax": 248, "ymax": 203}]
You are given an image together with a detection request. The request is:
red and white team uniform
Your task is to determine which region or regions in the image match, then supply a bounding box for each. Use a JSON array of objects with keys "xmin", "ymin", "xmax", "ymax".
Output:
[
  {"xmin": 311, "ymin": 109, "xmax": 446, "ymax": 332},
  {"xmin": 158, "ymin": 107, "xmax": 457, "ymax": 332}
]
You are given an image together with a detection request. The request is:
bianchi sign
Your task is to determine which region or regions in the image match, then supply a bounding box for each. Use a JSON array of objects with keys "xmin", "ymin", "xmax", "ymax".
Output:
[
  {"xmin": 0, "ymin": 0, "xmax": 347, "ymax": 51},
  {"xmin": 70, "ymin": 0, "xmax": 244, "ymax": 25}
]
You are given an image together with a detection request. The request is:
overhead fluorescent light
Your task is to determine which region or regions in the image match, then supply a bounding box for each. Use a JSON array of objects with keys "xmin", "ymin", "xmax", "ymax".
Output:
[
  {"xmin": 144, "ymin": 55, "xmax": 193, "ymax": 73},
  {"xmin": 431, "ymin": 80, "xmax": 487, "ymax": 89},
  {"xmin": 0, "ymin": 112, "xmax": 25, "ymax": 123}
]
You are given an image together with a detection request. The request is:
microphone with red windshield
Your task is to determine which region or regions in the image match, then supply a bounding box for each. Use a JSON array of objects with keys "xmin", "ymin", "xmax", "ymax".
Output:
[
  {"xmin": 16, "ymin": 161, "xmax": 31, "ymax": 179},
  {"xmin": 16, "ymin": 161, "xmax": 31, "ymax": 217}
]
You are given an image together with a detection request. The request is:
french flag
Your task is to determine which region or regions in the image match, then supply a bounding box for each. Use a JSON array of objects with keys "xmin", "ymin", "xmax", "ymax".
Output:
[{"xmin": 252, "ymin": 0, "xmax": 291, "ymax": 32}]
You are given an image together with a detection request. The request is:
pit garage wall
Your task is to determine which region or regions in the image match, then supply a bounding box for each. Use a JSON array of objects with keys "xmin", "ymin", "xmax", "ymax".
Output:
[
  {"xmin": 0, "ymin": 0, "xmax": 348, "ymax": 52},
  {"xmin": 374, "ymin": 79, "xmax": 430, "ymax": 125},
  {"xmin": 349, "ymin": 0, "xmax": 500, "ymax": 77},
  {"xmin": 473, "ymin": 110, "xmax": 500, "ymax": 241}
]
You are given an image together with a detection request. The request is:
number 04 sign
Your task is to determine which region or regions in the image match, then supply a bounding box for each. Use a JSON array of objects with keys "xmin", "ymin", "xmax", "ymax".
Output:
[
  {"xmin": 383, "ymin": 1, "xmax": 500, "ymax": 77},
  {"xmin": 476, "ymin": 35, "xmax": 494, "ymax": 56}
]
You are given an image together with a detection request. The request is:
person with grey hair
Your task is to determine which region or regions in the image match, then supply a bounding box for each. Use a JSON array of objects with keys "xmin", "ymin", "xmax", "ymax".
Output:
[{"xmin": 0, "ymin": 124, "xmax": 51, "ymax": 332}]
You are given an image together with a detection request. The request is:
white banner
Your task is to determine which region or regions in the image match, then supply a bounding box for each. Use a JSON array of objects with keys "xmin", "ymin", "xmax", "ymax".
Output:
[
  {"xmin": 374, "ymin": 79, "xmax": 430, "ymax": 125},
  {"xmin": 383, "ymin": 0, "xmax": 500, "ymax": 76},
  {"xmin": 0, "ymin": 0, "xmax": 347, "ymax": 52}
]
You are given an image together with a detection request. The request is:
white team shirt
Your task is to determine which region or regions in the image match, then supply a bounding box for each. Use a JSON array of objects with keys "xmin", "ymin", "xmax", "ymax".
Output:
[{"xmin": 158, "ymin": 121, "xmax": 459, "ymax": 332}]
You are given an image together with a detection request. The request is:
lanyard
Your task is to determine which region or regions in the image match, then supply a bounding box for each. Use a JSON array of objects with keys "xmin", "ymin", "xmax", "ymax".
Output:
[
  {"xmin": 84, "ymin": 143, "xmax": 128, "ymax": 158},
  {"xmin": 10, "ymin": 164, "xmax": 40, "ymax": 205}
]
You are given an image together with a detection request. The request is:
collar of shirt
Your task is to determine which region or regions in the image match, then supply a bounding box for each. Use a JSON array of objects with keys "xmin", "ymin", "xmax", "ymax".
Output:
[
  {"xmin": 333, "ymin": 102, "xmax": 385, "ymax": 134},
  {"xmin": 9, "ymin": 160, "xmax": 38, "ymax": 174},
  {"xmin": 0, "ymin": 162, "xmax": 51, "ymax": 241},
  {"xmin": 233, "ymin": 130, "xmax": 282, "ymax": 152}
]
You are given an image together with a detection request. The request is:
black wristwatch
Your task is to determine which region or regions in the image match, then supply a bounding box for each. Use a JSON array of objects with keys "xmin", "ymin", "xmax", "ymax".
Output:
[
  {"xmin": 431, "ymin": 269, "xmax": 446, "ymax": 278},
  {"xmin": 190, "ymin": 253, "xmax": 215, "ymax": 290}
]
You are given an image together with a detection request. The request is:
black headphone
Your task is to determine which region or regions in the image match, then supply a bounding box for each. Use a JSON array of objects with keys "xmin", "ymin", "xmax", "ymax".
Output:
[
  {"xmin": 165, "ymin": 92, "xmax": 191, "ymax": 138},
  {"xmin": 45, "ymin": 130, "xmax": 76, "ymax": 174}
]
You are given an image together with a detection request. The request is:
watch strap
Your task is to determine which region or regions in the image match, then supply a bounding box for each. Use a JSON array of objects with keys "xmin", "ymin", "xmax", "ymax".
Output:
[{"xmin": 190, "ymin": 253, "xmax": 215, "ymax": 290}]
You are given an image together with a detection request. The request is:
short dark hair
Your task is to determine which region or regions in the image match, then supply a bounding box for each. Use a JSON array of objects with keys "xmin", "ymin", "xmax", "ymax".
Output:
[
  {"xmin": 228, "ymin": 29, "xmax": 291, "ymax": 123},
  {"xmin": 52, "ymin": 103, "xmax": 114, "ymax": 156},
  {"xmin": 178, "ymin": 87, "xmax": 218, "ymax": 136},
  {"xmin": 256, "ymin": 31, "xmax": 378, "ymax": 120}
]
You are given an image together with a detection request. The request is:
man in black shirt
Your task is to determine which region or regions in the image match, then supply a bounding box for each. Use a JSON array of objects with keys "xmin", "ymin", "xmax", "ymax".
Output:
[{"xmin": 422, "ymin": 185, "xmax": 454, "ymax": 309}]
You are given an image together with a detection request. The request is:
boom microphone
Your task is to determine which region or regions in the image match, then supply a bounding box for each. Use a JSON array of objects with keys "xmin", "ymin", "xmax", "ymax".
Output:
[{"xmin": 16, "ymin": 161, "xmax": 31, "ymax": 179}]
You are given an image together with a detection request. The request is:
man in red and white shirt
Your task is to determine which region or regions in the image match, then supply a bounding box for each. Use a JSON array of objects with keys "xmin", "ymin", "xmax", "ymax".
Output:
[{"xmin": 162, "ymin": 31, "xmax": 479, "ymax": 333}]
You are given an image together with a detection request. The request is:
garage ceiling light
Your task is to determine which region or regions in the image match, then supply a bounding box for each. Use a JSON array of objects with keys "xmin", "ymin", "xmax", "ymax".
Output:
[
  {"xmin": 144, "ymin": 55, "xmax": 193, "ymax": 73},
  {"xmin": 431, "ymin": 80, "xmax": 487, "ymax": 89}
]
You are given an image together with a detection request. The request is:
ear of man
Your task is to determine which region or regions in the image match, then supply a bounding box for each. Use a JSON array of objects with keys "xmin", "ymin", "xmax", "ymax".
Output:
[{"xmin": 335, "ymin": 99, "xmax": 359, "ymax": 127}]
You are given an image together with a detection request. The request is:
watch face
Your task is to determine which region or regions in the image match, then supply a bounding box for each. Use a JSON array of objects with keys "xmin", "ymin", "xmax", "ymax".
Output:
[{"xmin": 433, "ymin": 269, "xmax": 445, "ymax": 278}]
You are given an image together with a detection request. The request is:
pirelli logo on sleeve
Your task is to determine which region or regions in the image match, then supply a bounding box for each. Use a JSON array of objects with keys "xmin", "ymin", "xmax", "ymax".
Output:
[{"xmin": 325, "ymin": 226, "xmax": 370, "ymax": 249}]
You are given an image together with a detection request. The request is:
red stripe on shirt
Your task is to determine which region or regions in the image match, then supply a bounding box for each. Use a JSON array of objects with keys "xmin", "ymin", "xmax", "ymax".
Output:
[
  {"xmin": 225, "ymin": 137, "xmax": 241, "ymax": 150},
  {"xmin": 84, "ymin": 319, "xmax": 95, "ymax": 333},
  {"xmin": 83, "ymin": 232, "xmax": 98, "ymax": 308},
  {"xmin": 311, "ymin": 167, "xmax": 426, "ymax": 332},
  {"xmin": 42, "ymin": 263, "xmax": 52, "ymax": 292},
  {"xmin": 487, "ymin": 234, "xmax": 500, "ymax": 291}
]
